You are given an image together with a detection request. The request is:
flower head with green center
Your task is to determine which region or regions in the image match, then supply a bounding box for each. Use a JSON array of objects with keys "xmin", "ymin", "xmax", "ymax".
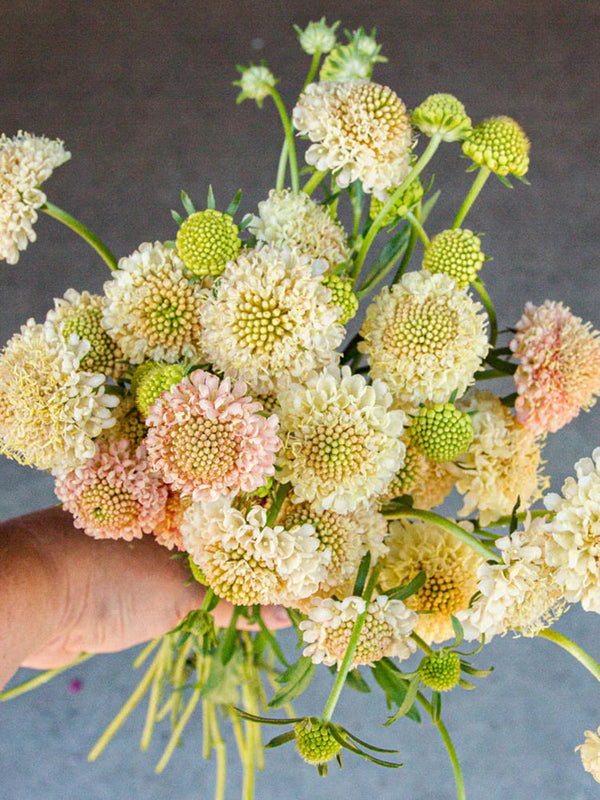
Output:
[
  {"xmin": 409, "ymin": 403, "xmax": 474, "ymax": 462},
  {"xmin": 277, "ymin": 366, "xmax": 406, "ymax": 513},
  {"xmin": 510, "ymin": 300, "xmax": 600, "ymax": 435},
  {"xmin": 102, "ymin": 241, "xmax": 208, "ymax": 365},
  {"xmin": 0, "ymin": 319, "xmax": 118, "ymax": 473},
  {"xmin": 463, "ymin": 115, "xmax": 530, "ymax": 177},
  {"xmin": 412, "ymin": 94, "xmax": 472, "ymax": 142},
  {"xmin": 181, "ymin": 497, "xmax": 329, "ymax": 606},
  {"xmin": 368, "ymin": 179, "xmax": 424, "ymax": 227},
  {"xmin": 380, "ymin": 520, "xmax": 484, "ymax": 644},
  {"xmin": 293, "ymin": 79, "xmax": 413, "ymax": 196},
  {"xmin": 0, "ymin": 131, "xmax": 70, "ymax": 264},
  {"xmin": 381, "ymin": 434, "xmax": 456, "ymax": 509},
  {"xmin": 46, "ymin": 289, "xmax": 125, "ymax": 379},
  {"xmin": 295, "ymin": 719, "xmax": 342, "ymax": 765},
  {"xmin": 419, "ymin": 650, "xmax": 461, "ymax": 691},
  {"xmin": 359, "ymin": 270, "xmax": 489, "ymax": 407},
  {"xmin": 132, "ymin": 361, "xmax": 187, "ymax": 418},
  {"xmin": 300, "ymin": 594, "xmax": 417, "ymax": 668},
  {"xmin": 200, "ymin": 246, "xmax": 343, "ymax": 394},
  {"xmin": 423, "ymin": 229, "xmax": 485, "ymax": 289},
  {"xmin": 248, "ymin": 189, "xmax": 350, "ymax": 268},
  {"xmin": 176, "ymin": 209, "xmax": 240, "ymax": 277},
  {"xmin": 577, "ymin": 727, "xmax": 600, "ymax": 784},
  {"xmin": 320, "ymin": 27, "xmax": 387, "ymax": 81},
  {"xmin": 54, "ymin": 439, "xmax": 168, "ymax": 541},
  {"xmin": 453, "ymin": 391, "xmax": 548, "ymax": 526},
  {"xmin": 294, "ymin": 18, "xmax": 339, "ymax": 55},
  {"xmin": 321, "ymin": 274, "xmax": 358, "ymax": 324},
  {"xmin": 145, "ymin": 369, "xmax": 280, "ymax": 502},
  {"xmin": 234, "ymin": 64, "xmax": 277, "ymax": 108}
]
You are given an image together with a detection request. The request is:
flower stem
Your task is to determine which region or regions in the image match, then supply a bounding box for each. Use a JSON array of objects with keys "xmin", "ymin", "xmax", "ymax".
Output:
[
  {"xmin": 303, "ymin": 51, "xmax": 321, "ymax": 88},
  {"xmin": 481, "ymin": 509, "xmax": 553, "ymax": 528},
  {"xmin": 417, "ymin": 691, "xmax": 466, "ymax": 800},
  {"xmin": 275, "ymin": 139, "xmax": 288, "ymax": 191},
  {"xmin": 267, "ymin": 89, "xmax": 299, "ymax": 194},
  {"xmin": 406, "ymin": 211, "xmax": 430, "ymax": 247},
  {"xmin": 537, "ymin": 629, "xmax": 600, "ymax": 682},
  {"xmin": 155, "ymin": 675, "xmax": 202, "ymax": 773},
  {"xmin": 265, "ymin": 482, "xmax": 290, "ymax": 527},
  {"xmin": 208, "ymin": 703, "xmax": 227, "ymax": 800},
  {"xmin": 452, "ymin": 166, "xmax": 491, "ymax": 229},
  {"xmin": 41, "ymin": 201, "xmax": 118, "ymax": 270},
  {"xmin": 411, "ymin": 632, "xmax": 434, "ymax": 656},
  {"xmin": 391, "ymin": 223, "xmax": 418, "ymax": 285},
  {"xmin": 472, "ymin": 278, "xmax": 498, "ymax": 347},
  {"xmin": 303, "ymin": 169, "xmax": 327, "ymax": 196},
  {"xmin": 382, "ymin": 507, "xmax": 501, "ymax": 562},
  {"xmin": 0, "ymin": 653, "xmax": 93, "ymax": 701}
]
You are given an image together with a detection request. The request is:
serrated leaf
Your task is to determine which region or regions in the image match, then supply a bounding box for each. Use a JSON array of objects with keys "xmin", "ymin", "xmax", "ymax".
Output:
[
  {"xmin": 206, "ymin": 185, "xmax": 216, "ymax": 210},
  {"xmin": 451, "ymin": 615, "xmax": 464, "ymax": 648},
  {"xmin": 386, "ymin": 570, "xmax": 426, "ymax": 602},
  {"xmin": 352, "ymin": 551, "xmax": 371, "ymax": 597},
  {"xmin": 181, "ymin": 190, "xmax": 196, "ymax": 215},
  {"xmin": 345, "ymin": 668, "xmax": 371, "ymax": 694},
  {"xmin": 384, "ymin": 673, "xmax": 421, "ymax": 726},
  {"xmin": 269, "ymin": 657, "xmax": 315, "ymax": 708},
  {"xmin": 226, "ymin": 189, "xmax": 242, "ymax": 217},
  {"xmin": 171, "ymin": 210, "xmax": 184, "ymax": 226},
  {"xmin": 265, "ymin": 730, "xmax": 296, "ymax": 749}
]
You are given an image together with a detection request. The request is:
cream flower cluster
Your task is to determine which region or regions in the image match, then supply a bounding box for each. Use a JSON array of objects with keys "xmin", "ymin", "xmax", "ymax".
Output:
[
  {"xmin": 0, "ymin": 131, "xmax": 70, "ymax": 264},
  {"xmin": 577, "ymin": 727, "xmax": 600, "ymax": 784}
]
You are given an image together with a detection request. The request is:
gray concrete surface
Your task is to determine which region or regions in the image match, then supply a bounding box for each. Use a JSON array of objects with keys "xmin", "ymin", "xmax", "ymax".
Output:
[{"xmin": 1, "ymin": 1, "xmax": 599, "ymax": 797}]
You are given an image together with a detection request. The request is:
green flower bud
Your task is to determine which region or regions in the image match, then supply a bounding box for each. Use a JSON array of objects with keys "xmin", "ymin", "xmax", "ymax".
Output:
[
  {"xmin": 133, "ymin": 361, "xmax": 187, "ymax": 417},
  {"xmin": 419, "ymin": 650, "xmax": 461, "ymax": 692},
  {"xmin": 322, "ymin": 273, "xmax": 359, "ymax": 325},
  {"xmin": 320, "ymin": 27, "xmax": 387, "ymax": 81},
  {"xmin": 295, "ymin": 718, "xmax": 342, "ymax": 765},
  {"xmin": 423, "ymin": 228, "xmax": 485, "ymax": 289},
  {"xmin": 462, "ymin": 116, "xmax": 530, "ymax": 177},
  {"xmin": 410, "ymin": 403, "xmax": 474, "ymax": 462},
  {"xmin": 369, "ymin": 179, "xmax": 424, "ymax": 227},
  {"xmin": 294, "ymin": 18, "xmax": 339, "ymax": 55},
  {"xmin": 234, "ymin": 64, "xmax": 277, "ymax": 108},
  {"xmin": 176, "ymin": 209, "xmax": 240, "ymax": 278},
  {"xmin": 412, "ymin": 94, "xmax": 472, "ymax": 142}
]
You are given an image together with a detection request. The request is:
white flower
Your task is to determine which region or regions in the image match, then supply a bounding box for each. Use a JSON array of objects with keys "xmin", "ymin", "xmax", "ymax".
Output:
[
  {"xmin": 234, "ymin": 65, "xmax": 277, "ymax": 107},
  {"xmin": 294, "ymin": 18, "xmax": 339, "ymax": 55},
  {"xmin": 576, "ymin": 727, "xmax": 600, "ymax": 784},
  {"xmin": 0, "ymin": 131, "xmax": 70, "ymax": 264}
]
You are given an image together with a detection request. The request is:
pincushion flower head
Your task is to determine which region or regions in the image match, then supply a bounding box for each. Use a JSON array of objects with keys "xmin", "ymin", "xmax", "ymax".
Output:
[
  {"xmin": 200, "ymin": 245, "xmax": 343, "ymax": 394},
  {"xmin": 300, "ymin": 594, "xmax": 417, "ymax": 668},
  {"xmin": 102, "ymin": 241, "xmax": 207, "ymax": 365},
  {"xmin": 277, "ymin": 366, "xmax": 406, "ymax": 513},
  {"xmin": 359, "ymin": 270, "xmax": 489, "ymax": 407},
  {"xmin": 54, "ymin": 439, "xmax": 168, "ymax": 541},
  {"xmin": 0, "ymin": 131, "xmax": 70, "ymax": 264},
  {"xmin": 463, "ymin": 115, "xmax": 530, "ymax": 177},
  {"xmin": 380, "ymin": 520, "xmax": 484, "ymax": 644},
  {"xmin": 510, "ymin": 300, "xmax": 600, "ymax": 435},
  {"xmin": 319, "ymin": 27, "xmax": 387, "ymax": 82},
  {"xmin": 0, "ymin": 319, "xmax": 117, "ymax": 473},
  {"xmin": 144, "ymin": 369, "xmax": 281, "ymax": 502},
  {"xmin": 294, "ymin": 18, "xmax": 339, "ymax": 56},
  {"xmin": 181, "ymin": 497, "xmax": 329, "ymax": 606},
  {"xmin": 382, "ymin": 434, "xmax": 456, "ymax": 510},
  {"xmin": 411, "ymin": 93, "xmax": 472, "ymax": 142},
  {"xmin": 577, "ymin": 727, "xmax": 600, "ymax": 784},
  {"xmin": 293, "ymin": 79, "xmax": 413, "ymax": 196},
  {"xmin": 176, "ymin": 209, "xmax": 240, "ymax": 278}
]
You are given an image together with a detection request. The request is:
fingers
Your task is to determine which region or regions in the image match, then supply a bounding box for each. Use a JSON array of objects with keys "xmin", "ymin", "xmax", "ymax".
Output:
[{"xmin": 210, "ymin": 600, "xmax": 291, "ymax": 631}]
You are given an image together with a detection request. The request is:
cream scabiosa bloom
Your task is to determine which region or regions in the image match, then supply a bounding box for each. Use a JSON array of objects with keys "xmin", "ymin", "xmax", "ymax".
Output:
[
  {"xmin": 200, "ymin": 246, "xmax": 343, "ymax": 394},
  {"xmin": 577, "ymin": 727, "xmax": 600, "ymax": 784},
  {"xmin": 0, "ymin": 131, "xmax": 70, "ymax": 264},
  {"xmin": 293, "ymin": 79, "xmax": 413, "ymax": 196},
  {"xmin": 277, "ymin": 366, "xmax": 406, "ymax": 512}
]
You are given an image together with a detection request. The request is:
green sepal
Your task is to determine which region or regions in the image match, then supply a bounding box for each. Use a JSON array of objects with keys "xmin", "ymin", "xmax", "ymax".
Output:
[
  {"xmin": 352, "ymin": 551, "xmax": 371, "ymax": 597},
  {"xmin": 385, "ymin": 570, "xmax": 426, "ymax": 602},
  {"xmin": 460, "ymin": 661, "xmax": 494, "ymax": 678},
  {"xmin": 226, "ymin": 189, "xmax": 242, "ymax": 217},
  {"xmin": 171, "ymin": 210, "xmax": 184, "ymax": 226},
  {"xmin": 384, "ymin": 673, "xmax": 421, "ymax": 726},
  {"xmin": 451, "ymin": 615, "xmax": 465, "ymax": 648},
  {"xmin": 342, "ymin": 727, "xmax": 399, "ymax": 754},
  {"xmin": 458, "ymin": 678, "xmax": 476, "ymax": 690},
  {"xmin": 329, "ymin": 727, "xmax": 403, "ymax": 769},
  {"xmin": 181, "ymin": 190, "xmax": 196, "ymax": 215},
  {"xmin": 269, "ymin": 656, "xmax": 315, "ymax": 708},
  {"xmin": 231, "ymin": 707, "xmax": 304, "ymax": 725},
  {"xmin": 265, "ymin": 730, "xmax": 297, "ymax": 749},
  {"xmin": 239, "ymin": 213, "xmax": 254, "ymax": 231},
  {"xmin": 495, "ymin": 174, "xmax": 514, "ymax": 189},
  {"xmin": 206, "ymin": 184, "xmax": 216, "ymax": 210}
]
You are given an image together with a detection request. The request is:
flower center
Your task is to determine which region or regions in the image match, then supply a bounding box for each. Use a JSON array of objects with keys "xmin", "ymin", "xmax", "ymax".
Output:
[
  {"xmin": 384, "ymin": 297, "xmax": 458, "ymax": 357},
  {"xmin": 169, "ymin": 416, "xmax": 239, "ymax": 482},
  {"xmin": 230, "ymin": 290, "xmax": 293, "ymax": 353}
]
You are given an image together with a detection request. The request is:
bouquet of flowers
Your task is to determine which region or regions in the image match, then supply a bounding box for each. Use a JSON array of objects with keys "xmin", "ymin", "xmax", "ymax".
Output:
[{"xmin": 2, "ymin": 18, "xmax": 600, "ymax": 799}]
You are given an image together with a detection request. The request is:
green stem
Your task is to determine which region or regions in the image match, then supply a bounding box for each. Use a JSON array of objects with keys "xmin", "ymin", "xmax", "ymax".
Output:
[
  {"xmin": 417, "ymin": 691, "xmax": 466, "ymax": 800},
  {"xmin": 481, "ymin": 509, "xmax": 554, "ymax": 528},
  {"xmin": 0, "ymin": 653, "xmax": 93, "ymax": 701},
  {"xmin": 474, "ymin": 368, "xmax": 507, "ymax": 381},
  {"xmin": 41, "ymin": 201, "xmax": 118, "ymax": 270},
  {"xmin": 452, "ymin": 166, "xmax": 491, "ymax": 229},
  {"xmin": 352, "ymin": 134, "xmax": 442, "ymax": 281},
  {"xmin": 267, "ymin": 89, "xmax": 299, "ymax": 194},
  {"xmin": 472, "ymin": 278, "xmax": 498, "ymax": 347},
  {"xmin": 208, "ymin": 703, "xmax": 227, "ymax": 800},
  {"xmin": 537, "ymin": 629, "xmax": 600, "ymax": 682},
  {"xmin": 140, "ymin": 637, "xmax": 171, "ymax": 751},
  {"xmin": 275, "ymin": 139, "xmax": 288, "ymax": 191},
  {"xmin": 155, "ymin": 677, "xmax": 202, "ymax": 773},
  {"xmin": 303, "ymin": 170, "xmax": 327, "ymax": 196},
  {"xmin": 411, "ymin": 632, "xmax": 434, "ymax": 656},
  {"xmin": 391, "ymin": 223, "xmax": 418, "ymax": 285},
  {"xmin": 383, "ymin": 507, "xmax": 501, "ymax": 563},
  {"xmin": 406, "ymin": 211, "xmax": 430, "ymax": 247},
  {"xmin": 303, "ymin": 51, "xmax": 322, "ymax": 87},
  {"xmin": 265, "ymin": 482, "xmax": 290, "ymax": 527}
]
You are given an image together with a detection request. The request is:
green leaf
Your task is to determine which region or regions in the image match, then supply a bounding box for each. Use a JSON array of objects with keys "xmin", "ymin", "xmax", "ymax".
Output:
[
  {"xmin": 458, "ymin": 678, "xmax": 477, "ymax": 690},
  {"xmin": 171, "ymin": 210, "xmax": 184, "ymax": 226},
  {"xmin": 231, "ymin": 706, "xmax": 303, "ymax": 725},
  {"xmin": 221, "ymin": 607, "xmax": 242, "ymax": 665},
  {"xmin": 460, "ymin": 662, "xmax": 494, "ymax": 678},
  {"xmin": 420, "ymin": 189, "xmax": 440, "ymax": 222},
  {"xmin": 384, "ymin": 673, "xmax": 421, "ymax": 726},
  {"xmin": 345, "ymin": 668, "xmax": 371, "ymax": 694},
  {"xmin": 265, "ymin": 730, "xmax": 296, "ymax": 749},
  {"xmin": 451, "ymin": 615, "xmax": 464, "ymax": 648},
  {"xmin": 239, "ymin": 213, "xmax": 254, "ymax": 231},
  {"xmin": 226, "ymin": 189, "xmax": 242, "ymax": 217},
  {"xmin": 341, "ymin": 726, "xmax": 399, "ymax": 754},
  {"xmin": 352, "ymin": 551, "xmax": 371, "ymax": 597},
  {"xmin": 509, "ymin": 496, "xmax": 521, "ymax": 534},
  {"xmin": 371, "ymin": 660, "xmax": 420, "ymax": 723},
  {"xmin": 269, "ymin": 657, "xmax": 315, "ymax": 708},
  {"xmin": 386, "ymin": 570, "xmax": 426, "ymax": 602},
  {"xmin": 495, "ymin": 174, "xmax": 514, "ymax": 189},
  {"xmin": 206, "ymin": 185, "xmax": 216, "ymax": 210},
  {"xmin": 181, "ymin": 190, "xmax": 196, "ymax": 215},
  {"xmin": 431, "ymin": 691, "xmax": 441, "ymax": 723},
  {"xmin": 330, "ymin": 728, "xmax": 403, "ymax": 769}
]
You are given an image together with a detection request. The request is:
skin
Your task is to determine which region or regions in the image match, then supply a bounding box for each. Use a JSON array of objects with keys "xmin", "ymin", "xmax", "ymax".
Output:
[{"xmin": 0, "ymin": 506, "xmax": 289, "ymax": 692}]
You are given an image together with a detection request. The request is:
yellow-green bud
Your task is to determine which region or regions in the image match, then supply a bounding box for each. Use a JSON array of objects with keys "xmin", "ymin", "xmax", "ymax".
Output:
[
  {"xmin": 234, "ymin": 64, "xmax": 277, "ymax": 108},
  {"xmin": 423, "ymin": 228, "xmax": 485, "ymax": 289},
  {"xmin": 176, "ymin": 209, "xmax": 240, "ymax": 277},
  {"xmin": 133, "ymin": 362, "xmax": 187, "ymax": 417},
  {"xmin": 294, "ymin": 719, "xmax": 342, "ymax": 765},
  {"xmin": 320, "ymin": 27, "xmax": 387, "ymax": 81},
  {"xmin": 419, "ymin": 650, "xmax": 461, "ymax": 692},
  {"xmin": 369, "ymin": 179, "xmax": 424, "ymax": 227},
  {"xmin": 410, "ymin": 403, "xmax": 474, "ymax": 462},
  {"xmin": 412, "ymin": 94, "xmax": 472, "ymax": 142},
  {"xmin": 62, "ymin": 304, "xmax": 122, "ymax": 376},
  {"xmin": 294, "ymin": 18, "xmax": 339, "ymax": 55},
  {"xmin": 462, "ymin": 116, "xmax": 530, "ymax": 177},
  {"xmin": 322, "ymin": 274, "xmax": 359, "ymax": 325}
]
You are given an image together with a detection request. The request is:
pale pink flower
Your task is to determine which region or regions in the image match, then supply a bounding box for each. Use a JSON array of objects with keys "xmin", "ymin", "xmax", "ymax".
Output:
[
  {"xmin": 144, "ymin": 370, "xmax": 281, "ymax": 502},
  {"xmin": 510, "ymin": 300, "xmax": 600, "ymax": 435},
  {"xmin": 55, "ymin": 439, "xmax": 168, "ymax": 541}
]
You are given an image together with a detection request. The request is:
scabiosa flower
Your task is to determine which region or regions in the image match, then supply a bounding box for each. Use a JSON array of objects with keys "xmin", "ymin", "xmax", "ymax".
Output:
[
  {"xmin": 463, "ymin": 116, "xmax": 530, "ymax": 177},
  {"xmin": 200, "ymin": 246, "xmax": 343, "ymax": 394},
  {"xmin": 300, "ymin": 594, "xmax": 417, "ymax": 668},
  {"xmin": 248, "ymin": 189, "xmax": 350, "ymax": 268},
  {"xmin": 102, "ymin": 241, "xmax": 207, "ymax": 365},
  {"xmin": 293, "ymin": 80, "xmax": 413, "ymax": 196},
  {"xmin": 321, "ymin": 274, "xmax": 358, "ymax": 325},
  {"xmin": 422, "ymin": 229, "xmax": 485, "ymax": 289},
  {"xmin": 0, "ymin": 320, "xmax": 117, "ymax": 473},
  {"xmin": 153, "ymin": 490, "xmax": 190, "ymax": 551},
  {"xmin": 46, "ymin": 289, "xmax": 125, "ymax": 379},
  {"xmin": 411, "ymin": 94, "xmax": 472, "ymax": 142},
  {"xmin": 234, "ymin": 64, "xmax": 277, "ymax": 108},
  {"xmin": 176, "ymin": 210, "xmax": 240, "ymax": 277},
  {"xmin": 132, "ymin": 361, "xmax": 187, "ymax": 418},
  {"xmin": 0, "ymin": 131, "xmax": 70, "ymax": 264},
  {"xmin": 359, "ymin": 271, "xmax": 489, "ymax": 407},
  {"xmin": 458, "ymin": 519, "xmax": 565, "ymax": 641},
  {"xmin": 453, "ymin": 391, "xmax": 548, "ymax": 526},
  {"xmin": 419, "ymin": 651, "xmax": 461, "ymax": 692},
  {"xmin": 104, "ymin": 395, "xmax": 147, "ymax": 451},
  {"xmin": 144, "ymin": 370, "xmax": 280, "ymax": 502},
  {"xmin": 577, "ymin": 727, "xmax": 600, "ymax": 784},
  {"xmin": 409, "ymin": 403, "xmax": 474, "ymax": 462},
  {"xmin": 320, "ymin": 28, "xmax": 387, "ymax": 82},
  {"xmin": 54, "ymin": 439, "xmax": 168, "ymax": 541},
  {"xmin": 294, "ymin": 18, "xmax": 339, "ymax": 55},
  {"xmin": 181, "ymin": 498, "xmax": 329, "ymax": 606},
  {"xmin": 544, "ymin": 448, "xmax": 600, "ymax": 612},
  {"xmin": 277, "ymin": 366, "xmax": 406, "ymax": 513},
  {"xmin": 380, "ymin": 520, "xmax": 484, "ymax": 644},
  {"xmin": 510, "ymin": 300, "xmax": 600, "ymax": 435},
  {"xmin": 381, "ymin": 435, "xmax": 456, "ymax": 510},
  {"xmin": 368, "ymin": 179, "xmax": 424, "ymax": 227}
]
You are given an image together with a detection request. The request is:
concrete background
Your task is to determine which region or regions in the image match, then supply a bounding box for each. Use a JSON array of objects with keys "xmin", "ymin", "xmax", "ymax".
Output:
[{"xmin": 1, "ymin": 1, "xmax": 599, "ymax": 797}]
